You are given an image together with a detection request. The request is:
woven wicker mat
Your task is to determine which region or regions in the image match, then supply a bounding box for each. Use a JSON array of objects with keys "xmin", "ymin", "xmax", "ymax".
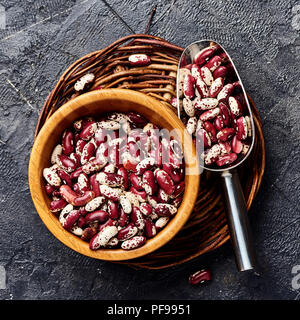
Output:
[{"xmin": 35, "ymin": 34, "xmax": 265, "ymax": 269}]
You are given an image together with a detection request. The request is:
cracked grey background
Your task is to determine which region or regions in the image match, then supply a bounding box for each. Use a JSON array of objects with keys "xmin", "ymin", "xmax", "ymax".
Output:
[{"xmin": 0, "ymin": 0, "xmax": 299, "ymax": 300}]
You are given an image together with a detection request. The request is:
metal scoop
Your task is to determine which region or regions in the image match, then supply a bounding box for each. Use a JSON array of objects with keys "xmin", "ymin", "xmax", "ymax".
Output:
[{"xmin": 177, "ymin": 40, "xmax": 256, "ymax": 271}]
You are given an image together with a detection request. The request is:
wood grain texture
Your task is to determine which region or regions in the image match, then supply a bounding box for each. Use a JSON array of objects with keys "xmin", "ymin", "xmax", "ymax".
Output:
[{"xmin": 28, "ymin": 89, "xmax": 200, "ymax": 261}]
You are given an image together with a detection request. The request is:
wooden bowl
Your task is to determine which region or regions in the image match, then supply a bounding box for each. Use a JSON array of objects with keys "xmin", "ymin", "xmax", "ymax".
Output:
[{"xmin": 28, "ymin": 89, "xmax": 200, "ymax": 261}]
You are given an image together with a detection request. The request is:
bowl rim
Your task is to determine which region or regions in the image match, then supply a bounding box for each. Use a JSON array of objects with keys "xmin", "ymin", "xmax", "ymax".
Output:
[{"xmin": 28, "ymin": 89, "xmax": 200, "ymax": 261}]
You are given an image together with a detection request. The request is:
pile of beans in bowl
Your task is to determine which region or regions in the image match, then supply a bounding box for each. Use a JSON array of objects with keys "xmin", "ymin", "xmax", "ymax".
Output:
[{"xmin": 43, "ymin": 112, "xmax": 185, "ymax": 250}]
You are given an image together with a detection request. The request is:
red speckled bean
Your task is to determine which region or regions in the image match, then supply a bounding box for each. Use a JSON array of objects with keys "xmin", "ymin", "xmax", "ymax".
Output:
[
  {"xmin": 77, "ymin": 216, "xmax": 86, "ymax": 228},
  {"xmin": 200, "ymin": 67, "xmax": 213, "ymax": 86},
  {"xmin": 82, "ymin": 117, "xmax": 95, "ymax": 130},
  {"xmin": 62, "ymin": 209, "xmax": 80, "ymax": 231},
  {"xmin": 73, "ymin": 191, "xmax": 95, "ymax": 207},
  {"xmin": 128, "ymin": 54, "xmax": 151, "ymax": 67},
  {"xmin": 228, "ymin": 96, "xmax": 243, "ymax": 118},
  {"xmin": 118, "ymin": 209, "xmax": 129, "ymax": 227},
  {"xmin": 203, "ymin": 121, "xmax": 217, "ymax": 143},
  {"xmin": 155, "ymin": 203, "xmax": 177, "ymax": 217},
  {"xmin": 213, "ymin": 65, "xmax": 227, "ymax": 79},
  {"xmin": 219, "ymin": 52, "xmax": 229, "ymax": 63},
  {"xmin": 199, "ymin": 107, "xmax": 220, "ymax": 121},
  {"xmin": 242, "ymin": 143, "xmax": 250, "ymax": 155},
  {"xmin": 139, "ymin": 203, "xmax": 153, "ymax": 216},
  {"xmin": 136, "ymin": 157, "xmax": 155, "ymax": 175},
  {"xmin": 171, "ymin": 195, "xmax": 183, "ymax": 208},
  {"xmin": 182, "ymin": 98, "xmax": 195, "ymax": 117},
  {"xmin": 59, "ymin": 185, "xmax": 78, "ymax": 205},
  {"xmin": 196, "ymin": 128, "xmax": 211, "ymax": 149},
  {"xmin": 52, "ymin": 190, "xmax": 61, "ymax": 198},
  {"xmin": 45, "ymin": 184, "xmax": 56, "ymax": 196},
  {"xmin": 189, "ymin": 269, "xmax": 211, "ymax": 285},
  {"xmin": 144, "ymin": 219, "xmax": 156, "ymax": 238},
  {"xmin": 99, "ymin": 185, "xmax": 122, "ymax": 202},
  {"xmin": 231, "ymin": 135, "xmax": 243, "ymax": 154},
  {"xmin": 89, "ymin": 226, "xmax": 118, "ymax": 250},
  {"xmin": 131, "ymin": 206, "xmax": 145, "ymax": 230},
  {"xmin": 89, "ymin": 174, "xmax": 101, "ymax": 197},
  {"xmin": 79, "ymin": 206, "xmax": 88, "ymax": 216},
  {"xmin": 194, "ymin": 98, "xmax": 218, "ymax": 111},
  {"xmin": 219, "ymin": 102, "xmax": 232, "ymax": 126},
  {"xmin": 50, "ymin": 198, "xmax": 67, "ymax": 213},
  {"xmin": 75, "ymin": 139, "xmax": 86, "ymax": 156},
  {"xmin": 127, "ymin": 141, "xmax": 141, "ymax": 159},
  {"xmin": 183, "ymin": 74, "xmax": 195, "ymax": 100},
  {"xmin": 129, "ymin": 173, "xmax": 143, "ymax": 190},
  {"xmin": 73, "ymin": 119, "xmax": 83, "ymax": 131},
  {"xmin": 216, "ymin": 128, "xmax": 235, "ymax": 142},
  {"xmin": 69, "ymin": 152, "xmax": 81, "ymax": 168},
  {"xmin": 121, "ymin": 236, "xmax": 146, "ymax": 250},
  {"xmin": 122, "ymin": 156, "xmax": 138, "ymax": 172},
  {"xmin": 204, "ymin": 55, "xmax": 222, "ymax": 72},
  {"xmin": 127, "ymin": 112, "xmax": 147, "ymax": 127},
  {"xmin": 213, "ymin": 115, "xmax": 225, "ymax": 131},
  {"xmin": 130, "ymin": 186, "xmax": 147, "ymax": 202},
  {"xmin": 219, "ymin": 141, "xmax": 232, "ymax": 155},
  {"xmin": 236, "ymin": 116, "xmax": 248, "ymax": 140},
  {"xmin": 191, "ymin": 64, "xmax": 201, "ymax": 79},
  {"xmin": 77, "ymin": 173, "xmax": 90, "ymax": 193},
  {"xmin": 117, "ymin": 167, "xmax": 129, "ymax": 190},
  {"xmin": 79, "ymin": 122, "xmax": 97, "ymax": 141},
  {"xmin": 62, "ymin": 129, "xmax": 74, "ymax": 155},
  {"xmin": 142, "ymin": 170, "xmax": 156, "ymax": 195},
  {"xmin": 57, "ymin": 170, "xmax": 72, "ymax": 187},
  {"xmin": 149, "ymin": 147, "xmax": 162, "ymax": 168},
  {"xmin": 74, "ymin": 133, "xmax": 80, "ymax": 145},
  {"xmin": 107, "ymin": 200, "xmax": 119, "ymax": 220},
  {"xmin": 85, "ymin": 196, "xmax": 105, "ymax": 212},
  {"xmin": 117, "ymin": 222, "xmax": 138, "ymax": 241},
  {"xmin": 162, "ymin": 164, "xmax": 184, "ymax": 183},
  {"xmin": 203, "ymin": 144, "xmax": 221, "ymax": 165},
  {"xmin": 217, "ymin": 83, "xmax": 234, "ymax": 102},
  {"xmin": 81, "ymin": 227, "xmax": 97, "ymax": 242},
  {"xmin": 155, "ymin": 169, "xmax": 175, "ymax": 195},
  {"xmin": 119, "ymin": 195, "xmax": 132, "ymax": 214},
  {"xmin": 216, "ymin": 153, "xmax": 237, "ymax": 166},
  {"xmin": 98, "ymin": 218, "xmax": 117, "ymax": 232},
  {"xmin": 94, "ymin": 127, "xmax": 108, "ymax": 146},
  {"xmin": 84, "ymin": 210, "xmax": 109, "ymax": 225},
  {"xmin": 103, "ymin": 163, "xmax": 116, "ymax": 174},
  {"xmin": 171, "ymin": 181, "xmax": 185, "ymax": 199},
  {"xmin": 97, "ymin": 172, "xmax": 124, "ymax": 187},
  {"xmin": 209, "ymin": 77, "xmax": 224, "ymax": 98},
  {"xmin": 72, "ymin": 183, "xmax": 80, "ymax": 194},
  {"xmin": 195, "ymin": 77, "xmax": 209, "ymax": 98},
  {"xmin": 155, "ymin": 216, "xmax": 169, "ymax": 231},
  {"xmin": 157, "ymin": 188, "xmax": 169, "ymax": 203},
  {"xmin": 81, "ymin": 141, "xmax": 95, "ymax": 165},
  {"xmin": 82, "ymin": 158, "xmax": 107, "ymax": 175},
  {"xmin": 194, "ymin": 46, "xmax": 217, "ymax": 65},
  {"xmin": 232, "ymin": 81, "xmax": 242, "ymax": 90},
  {"xmin": 57, "ymin": 155, "xmax": 77, "ymax": 173}
]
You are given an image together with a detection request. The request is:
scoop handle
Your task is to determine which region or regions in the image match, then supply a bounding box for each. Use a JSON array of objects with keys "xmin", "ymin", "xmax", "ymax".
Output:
[{"xmin": 221, "ymin": 169, "xmax": 256, "ymax": 271}]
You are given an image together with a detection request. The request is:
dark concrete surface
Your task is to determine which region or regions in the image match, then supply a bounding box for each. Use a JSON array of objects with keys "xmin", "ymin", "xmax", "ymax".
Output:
[{"xmin": 0, "ymin": 0, "xmax": 299, "ymax": 300}]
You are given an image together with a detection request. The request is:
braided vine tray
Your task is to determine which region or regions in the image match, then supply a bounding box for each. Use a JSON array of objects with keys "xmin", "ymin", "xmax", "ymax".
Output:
[{"xmin": 34, "ymin": 34, "xmax": 265, "ymax": 269}]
